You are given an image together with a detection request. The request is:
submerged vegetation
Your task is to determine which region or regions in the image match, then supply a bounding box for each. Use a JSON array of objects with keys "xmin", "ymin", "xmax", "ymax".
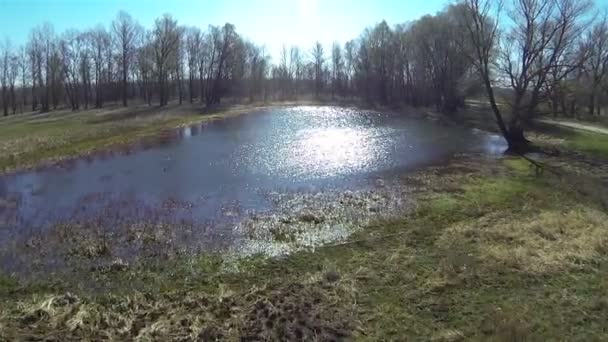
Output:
[{"xmin": 1, "ymin": 151, "xmax": 607, "ymax": 340}]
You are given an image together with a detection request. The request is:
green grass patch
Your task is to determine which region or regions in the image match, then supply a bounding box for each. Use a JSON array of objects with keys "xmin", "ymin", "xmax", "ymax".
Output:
[{"xmin": 565, "ymin": 130, "xmax": 608, "ymax": 158}]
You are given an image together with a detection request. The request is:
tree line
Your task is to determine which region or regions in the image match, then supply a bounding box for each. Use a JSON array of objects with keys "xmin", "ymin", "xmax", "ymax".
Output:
[{"xmin": 0, "ymin": 0, "xmax": 606, "ymax": 152}]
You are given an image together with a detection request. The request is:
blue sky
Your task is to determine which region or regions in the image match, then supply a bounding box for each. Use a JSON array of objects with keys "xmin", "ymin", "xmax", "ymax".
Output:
[
  {"xmin": 1, "ymin": 0, "xmax": 607, "ymax": 60},
  {"xmin": 0, "ymin": 0, "xmax": 451, "ymax": 59}
]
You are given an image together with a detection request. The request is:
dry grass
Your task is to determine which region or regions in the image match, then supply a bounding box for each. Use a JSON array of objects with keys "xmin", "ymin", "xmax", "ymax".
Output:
[
  {"xmin": 438, "ymin": 207, "xmax": 608, "ymax": 274},
  {"xmin": 2, "ymin": 270, "xmax": 356, "ymax": 341}
]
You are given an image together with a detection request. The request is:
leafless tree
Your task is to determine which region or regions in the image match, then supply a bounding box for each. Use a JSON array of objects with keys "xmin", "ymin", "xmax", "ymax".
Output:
[
  {"xmin": 460, "ymin": 0, "xmax": 592, "ymax": 151},
  {"xmin": 0, "ymin": 40, "xmax": 9, "ymax": 116},
  {"xmin": 2, "ymin": 5, "xmax": 604, "ymax": 120},
  {"xmin": 174, "ymin": 26, "xmax": 186, "ymax": 105},
  {"xmin": 331, "ymin": 42, "xmax": 344, "ymax": 98},
  {"xmin": 311, "ymin": 41, "xmax": 324, "ymax": 98},
  {"xmin": 344, "ymin": 40, "xmax": 356, "ymax": 96},
  {"xmin": 79, "ymin": 32, "xmax": 92, "ymax": 109},
  {"xmin": 18, "ymin": 46, "xmax": 28, "ymax": 112},
  {"xmin": 112, "ymin": 11, "xmax": 139, "ymax": 106},
  {"xmin": 185, "ymin": 27, "xmax": 202, "ymax": 103},
  {"xmin": 136, "ymin": 30, "xmax": 154, "ymax": 106},
  {"xmin": 152, "ymin": 14, "xmax": 180, "ymax": 106},
  {"xmin": 90, "ymin": 26, "xmax": 111, "ymax": 108},
  {"xmin": 500, "ymin": 0, "xmax": 591, "ymax": 146},
  {"xmin": 582, "ymin": 17, "xmax": 608, "ymax": 116},
  {"xmin": 59, "ymin": 30, "xmax": 83, "ymax": 110},
  {"xmin": 205, "ymin": 23, "xmax": 238, "ymax": 105}
]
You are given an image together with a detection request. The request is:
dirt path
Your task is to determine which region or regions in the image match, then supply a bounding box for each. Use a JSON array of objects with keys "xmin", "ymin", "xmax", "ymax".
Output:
[{"xmin": 538, "ymin": 118, "xmax": 608, "ymax": 135}]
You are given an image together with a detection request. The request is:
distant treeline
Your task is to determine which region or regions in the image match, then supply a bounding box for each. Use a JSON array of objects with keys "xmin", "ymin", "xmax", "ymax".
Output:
[{"xmin": 0, "ymin": 0, "xmax": 606, "ymax": 151}]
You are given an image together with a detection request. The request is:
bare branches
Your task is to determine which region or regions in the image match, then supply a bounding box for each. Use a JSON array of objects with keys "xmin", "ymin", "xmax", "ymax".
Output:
[
  {"xmin": 112, "ymin": 11, "xmax": 139, "ymax": 106},
  {"xmin": 0, "ymin": 2, "xmax": 604, "ymax": 120}
]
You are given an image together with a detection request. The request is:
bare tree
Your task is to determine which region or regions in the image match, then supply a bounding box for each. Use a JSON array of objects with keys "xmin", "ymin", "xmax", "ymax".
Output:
[
  {"xmin": 3, "ymin": 3, "xmax": 603, "ymax": 120},
  {"xmin": 174, "ymin": 26, "xmax": 186, "ymax": 105},
  {"xmin": 0, "ymin": 40, "xmax": 9, "ymax": 116},
  {"xmin": 136, "ymin": 30, "xmax": 154, "ymax": 106},
  {"xmin": 331, "ymin": 42, "xmax": 344, "ymax": 98},
  {"xmin": 290, "ymin": 46, "xmax": 302, "ymax": 98},
  {"xmin": 112, "ymin": 11, "xmax": 138, "ymax": 106},
  {"xmin": 90, "ymin": 26, "xmax": 111, "ymax": 108},
  {"xmin": 311, "ymin": 41, "xmax": 324, "ymax": 98},
  {"xmin": 79, "ymin": 33, "xmax": 92, "ymax": 109},
  {"xmin": 344, "ymin": 40, "xmax": 356, "ymax": 96},
  {"xmin": 583, "ymin": 17, "xmax": 608, "ymax": 116},
  {"xmin": 279, "ymin": 44, "xmax": 291, "ymax": 99},
  {"xmin": 459, "ymin": 0, "xmax": 511, "ymax": 146},
  {"xmin": 8, "ymin": 51, "xmax": 19, "ymax": 114},
  {"xmin": 59, "ymin": 30, "xmax": 83, "ymax": 110},
  {"xmin": 206, "ymin": 23, "xmax": 238, "ymax": 106},
  {"xmin": 18, "ymin": 46, "xmax": 28, "ymax": 112},
  {"xmin": 460, "ymin": 0, "xmax": 591, "ymax": 151},
  {"xmin": 501, "ymin": 0, "xmax": 591, "ymax": 146},
  {"xmin": 185, "ymin": 27, "xmax": 202, "ymax": 103},
  {"xmin": 152, "ymin": 14, "xmax": 180, "ymax": 106}
]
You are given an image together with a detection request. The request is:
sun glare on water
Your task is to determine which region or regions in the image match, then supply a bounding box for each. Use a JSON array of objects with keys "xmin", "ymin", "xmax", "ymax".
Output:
[{"xmin": 292, "ymin": 127, "xmax": 375, "ymax": 178}]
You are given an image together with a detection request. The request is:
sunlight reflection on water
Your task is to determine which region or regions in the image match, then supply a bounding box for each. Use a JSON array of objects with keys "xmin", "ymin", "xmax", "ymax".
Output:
[{"xmin": 289, "ymin": 127, "xmax": 377, "ymax": 178}]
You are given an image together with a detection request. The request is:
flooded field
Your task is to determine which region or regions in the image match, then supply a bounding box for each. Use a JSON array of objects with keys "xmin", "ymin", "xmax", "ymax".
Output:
[{"xmin": 0, "ymin": 106, "xmax": 506, "ymax": 275}]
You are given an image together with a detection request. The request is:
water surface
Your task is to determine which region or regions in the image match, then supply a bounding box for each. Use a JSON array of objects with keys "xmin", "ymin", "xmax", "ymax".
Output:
[{"xmin": 0, "ymin": 106, "xmax": 506, "ymax": 269}]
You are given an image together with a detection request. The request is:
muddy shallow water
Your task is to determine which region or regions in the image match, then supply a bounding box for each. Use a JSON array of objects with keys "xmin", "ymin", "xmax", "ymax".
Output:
[{"xmin": 0, "ymin": 106, "xmax": 506, "ymax": 274}]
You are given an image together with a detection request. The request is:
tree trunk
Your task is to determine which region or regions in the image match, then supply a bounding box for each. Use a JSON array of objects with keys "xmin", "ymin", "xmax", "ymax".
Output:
[
  {"xmin": 122, "ymin": 53, "xmax": 128, "ymax": 107},
  {"xmin": 199, "ymin": 65, "xmax": 205, "ymax": 104},
  {"xmin": 10, "ymin": 85, "xmax": 16, "ymax": 114},
  {"xmin": 177, "ymin": 71, "xmax": 183, "ymax": 105},
  {"xmin": 189, "ymin": 74, "xmax": 194, "ymax": 103},
  {"xmin": 158, "ymin": 68, "xmax": 165, "ymax": 106},
  {"xmin": 2, "ymin": 87, "xmax": 7, "ymax": 116}
]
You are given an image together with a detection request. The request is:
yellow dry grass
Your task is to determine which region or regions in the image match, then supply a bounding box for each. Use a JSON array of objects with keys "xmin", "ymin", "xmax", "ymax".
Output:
[{"xmin": 438, "ymin": 206, "xmax": 608, "ymax": 274}]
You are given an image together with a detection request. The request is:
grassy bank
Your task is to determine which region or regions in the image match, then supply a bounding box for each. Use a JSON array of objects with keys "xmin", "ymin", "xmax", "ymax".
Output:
[
  {"xmin": 2, "ymin": 156, "xmax": 607, "ymax": 340},
  {"xmin": 0, "ymin": 102, "xmax": 279, "ymax": 174}
]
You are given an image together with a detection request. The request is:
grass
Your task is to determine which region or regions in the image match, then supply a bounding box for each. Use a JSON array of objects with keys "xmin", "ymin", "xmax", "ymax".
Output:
[
  {"xmin": 564, "ymin": 130, "xmax": 608, "ymax": 158},
  {"xmin": 1, "ymin": 157, "xmax": 607, "ymax": 340}
]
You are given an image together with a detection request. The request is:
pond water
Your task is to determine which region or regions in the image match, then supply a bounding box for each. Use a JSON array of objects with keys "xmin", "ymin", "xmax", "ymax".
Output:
[
  {"xmin": 0, "ymin": 106, "xmax": 506, "ymax": 273},
  {"xmin": 0, "ymin": 105, "xmax": 507, "ymax": 230}
]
